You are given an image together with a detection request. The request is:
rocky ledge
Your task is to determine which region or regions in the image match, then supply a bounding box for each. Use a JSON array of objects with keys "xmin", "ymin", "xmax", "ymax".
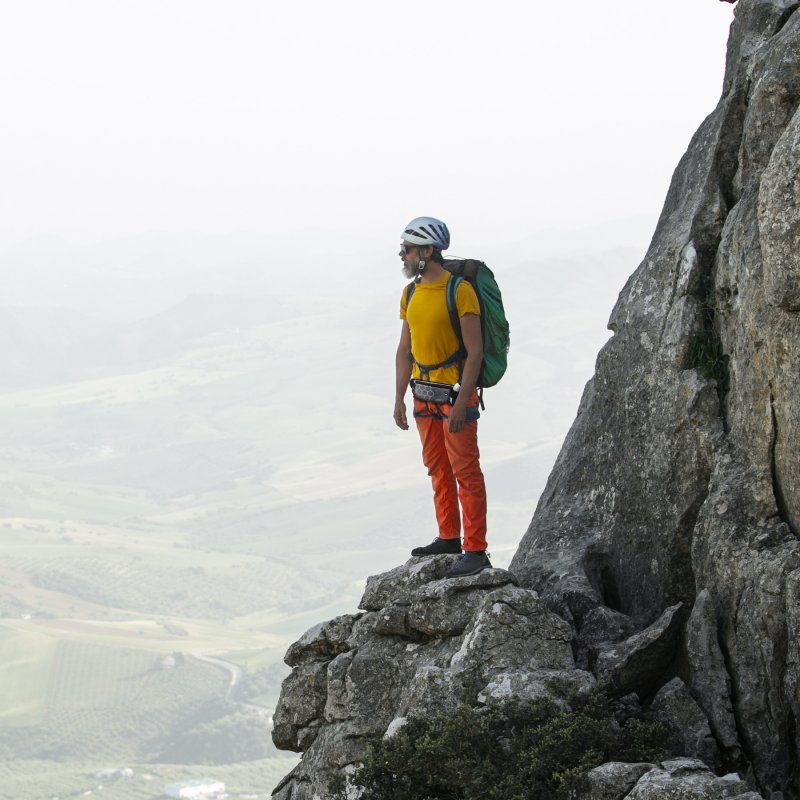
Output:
[{"xmin": 271, "ymin": 557, "xmax": 731, "ymax": 799}]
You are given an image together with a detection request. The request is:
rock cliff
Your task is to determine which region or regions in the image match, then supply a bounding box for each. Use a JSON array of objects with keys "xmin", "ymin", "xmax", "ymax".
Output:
[
  {"xmin": 511, "ymin": 0, "xmax": 800, "ymax": 795},
  {"xmin": 273, "ymin": 2, "xmax": 800, "ymax": 797}
]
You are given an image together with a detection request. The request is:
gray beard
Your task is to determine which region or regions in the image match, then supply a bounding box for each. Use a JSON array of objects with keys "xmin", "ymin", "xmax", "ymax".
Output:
[{"xmin": 401, "ymin": 262, "xmax": 418, "ymax": 280}]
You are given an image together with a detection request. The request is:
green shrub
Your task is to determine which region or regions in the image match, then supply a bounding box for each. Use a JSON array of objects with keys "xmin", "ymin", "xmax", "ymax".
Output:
[
  {"xmin": 332, "ymin": 685, "xmax": 670, "ymax": 800},
  {"xmin": 685, "ymin": 333, "xmax": 729, "ymax": 394},
  {"xmin": 683, "ymin": 263, "xmax": 730, "ymax": 399}
]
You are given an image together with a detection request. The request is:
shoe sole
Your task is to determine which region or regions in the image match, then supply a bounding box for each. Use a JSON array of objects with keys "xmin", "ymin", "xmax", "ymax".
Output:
[
  {"xmin": 445, "ymin": 562, "xmax": 492, "ymax": 578},
  {"xmin": 410, "ymin": 547, "xmax": 462, "ymax": 557}
]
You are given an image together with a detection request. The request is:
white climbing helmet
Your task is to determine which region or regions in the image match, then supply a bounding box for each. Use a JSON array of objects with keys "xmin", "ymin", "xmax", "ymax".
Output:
[{"xmin": 402, "ymin": 217, "xmax": 450, "ymax": 251}]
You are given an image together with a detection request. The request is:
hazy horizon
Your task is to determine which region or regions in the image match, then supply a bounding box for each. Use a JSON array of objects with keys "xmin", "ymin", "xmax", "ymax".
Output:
[{"xmin": 1, "ymin": 2, "xmax": 733, "ymax": 250}]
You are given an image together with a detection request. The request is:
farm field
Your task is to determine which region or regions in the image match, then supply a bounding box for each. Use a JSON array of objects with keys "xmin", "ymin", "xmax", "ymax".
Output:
[
  {"xmin": 0, "ymin": 618, "xmax": 300, "ymax": 797},
  {"xmin": 0, "ymin": 505, "xmax": 325, "ymax": 797},
  {"xmin": 0, "ymin": 757, "xmax": 299, "ymax": 800}
]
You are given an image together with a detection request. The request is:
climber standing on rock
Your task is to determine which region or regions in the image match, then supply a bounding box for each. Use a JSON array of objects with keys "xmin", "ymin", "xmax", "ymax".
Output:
[{"xmin": 393, "ymin": 216, "xmax": 491, "ymax": 578}]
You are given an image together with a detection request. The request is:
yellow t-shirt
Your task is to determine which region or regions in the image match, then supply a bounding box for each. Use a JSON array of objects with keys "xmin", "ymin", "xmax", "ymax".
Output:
[{"xmin": 400, "ymin": 272, "xmax": 480, "ymax": 385}]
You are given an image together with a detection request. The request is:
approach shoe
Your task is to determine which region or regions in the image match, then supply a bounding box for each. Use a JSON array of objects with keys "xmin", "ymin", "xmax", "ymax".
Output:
[
  {"xmin": 445, "ymin": 551, "xmax": 492, "ymax": 578},
  {"xmin": 411, "ymin": 537, "xmax": 463, "ymax": 557}
]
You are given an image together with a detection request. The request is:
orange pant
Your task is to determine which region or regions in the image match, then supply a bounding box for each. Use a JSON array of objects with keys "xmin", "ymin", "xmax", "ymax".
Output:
[{"xmin": 414, "ymin": 394, "xmax": 487, "ymax": 553}]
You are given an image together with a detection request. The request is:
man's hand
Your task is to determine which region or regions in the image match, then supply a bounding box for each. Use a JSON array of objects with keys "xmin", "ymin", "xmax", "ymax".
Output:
[
  {"xmin": 394, "ymin": 398, "xmax": 409, "ymax": 430},
  {"xmin": 448, "ymin": 399, "xmax": 467, "ymax": 433}
]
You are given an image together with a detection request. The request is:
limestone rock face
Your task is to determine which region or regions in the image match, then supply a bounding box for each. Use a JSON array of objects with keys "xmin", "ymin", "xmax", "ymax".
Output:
[
  {"xmin": 271, "ymin": 558, "xmax": 587, "ymax": 799},
  {"xmin": 509, "ymin": 1, "xmax": 800, "ymax": 795}
]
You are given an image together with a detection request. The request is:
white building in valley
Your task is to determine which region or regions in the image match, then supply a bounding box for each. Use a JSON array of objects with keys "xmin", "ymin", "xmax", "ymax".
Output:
[{"xmin": 164, "ymin": 778, "xmax": 226, "ymax": 799}]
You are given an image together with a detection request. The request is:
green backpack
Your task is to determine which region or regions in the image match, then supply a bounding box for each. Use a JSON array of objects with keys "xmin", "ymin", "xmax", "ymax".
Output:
[{"xmin": 405, "ymin": 258, "xmax": 510, "ymax": 397}]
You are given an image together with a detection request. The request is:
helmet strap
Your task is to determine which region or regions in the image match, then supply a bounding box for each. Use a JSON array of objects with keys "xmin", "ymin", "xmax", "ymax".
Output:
[{"xmin": 417, "ymin": 258, "xmax": 427, "ymax": 277}]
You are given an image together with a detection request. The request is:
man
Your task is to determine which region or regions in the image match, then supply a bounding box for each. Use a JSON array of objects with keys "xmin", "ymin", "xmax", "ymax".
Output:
[{"xmin": 393, "ymin": 216, "xmax": 492, "ymax": 578}]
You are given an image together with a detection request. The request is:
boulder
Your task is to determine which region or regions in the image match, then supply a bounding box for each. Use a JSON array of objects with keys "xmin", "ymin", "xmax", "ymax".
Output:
[
  {"xmin": 586, "ymin": 761, "xmax": 656, "ymax": 800},
  {"xmin": 626, "ymin": 759, "xmax": 753, "ymax": 800},
  {"xmin": 478, "ymin": 668, "xmax": 595, "ymax": 708},
  {"xmin": 358, "ymin": 555, "xmax": 516, "ymax": 612},
  {"xmin": 594, "ymin": 604, "xmax": 684, "ymax": 695},
  {"xmin": 407, "ymin": 570, "xmax": 517, "ymax": 637},
  {"xmin": 450, "ymin": 584, "xmax": 574, "ymax": 675},
  {"xmin": 686, "ymin": 590, "xmax": 740, "ymax": 753},
  {"xmin": 284, "ymin": 614, "xmax": 360, "ymax": 667},
  {"xmin": 650, "ymin": 678, "xmax": 721, "ymax": 770},
  {"xmin": 271, "ymin": 660, "xmax": 328, "ymax": 752},
  {"xmin": 577, "ymin": 605, "xmax": 639, "ymax": 670}
]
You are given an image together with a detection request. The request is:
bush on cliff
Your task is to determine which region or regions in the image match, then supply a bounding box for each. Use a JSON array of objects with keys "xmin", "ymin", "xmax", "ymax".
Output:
[{"xmin": 331, "ymin": 685, "xmax": 670, "ymax": 800}]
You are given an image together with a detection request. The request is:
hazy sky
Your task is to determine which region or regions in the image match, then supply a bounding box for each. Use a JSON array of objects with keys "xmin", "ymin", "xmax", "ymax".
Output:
[{"xmin": 1, "ymin": 2, "xmax": 734, "ymax": 251}]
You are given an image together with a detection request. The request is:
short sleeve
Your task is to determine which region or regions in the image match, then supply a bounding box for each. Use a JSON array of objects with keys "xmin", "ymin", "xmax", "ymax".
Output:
[{"xmin": 455, "ymin": 280, "xmax": 480, "ymax": 317}]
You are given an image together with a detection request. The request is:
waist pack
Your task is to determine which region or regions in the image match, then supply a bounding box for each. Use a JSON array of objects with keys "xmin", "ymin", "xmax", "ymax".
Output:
[
  {"xmin": 405, "ymin": 259, "xmax": 510, "ymax": 396},
  {"xmin": 410, "ymin": 379, "xmax": 455, "ymax": 405}
]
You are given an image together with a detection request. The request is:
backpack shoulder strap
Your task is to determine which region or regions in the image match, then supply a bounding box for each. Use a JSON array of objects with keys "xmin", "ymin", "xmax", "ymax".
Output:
[
  {"xmin": 461, "ymin": 259, "xmax": 480, "ymax": 280},
  {"xmin": 405, "ymin": 281, "xmax": 416, "ymax": 310},
  {"xmin": 445, "ymin": 274, "xmax": 465, "ymax": 351}
]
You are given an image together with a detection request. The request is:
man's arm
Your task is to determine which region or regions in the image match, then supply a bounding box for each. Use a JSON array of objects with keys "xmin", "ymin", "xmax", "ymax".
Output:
[
  {"xmin": 448, "ymin": 312, "xmax": 483, "ymax": 434},
  {"xmin": 394, "ymin": 320, "xmax": 413, "ymax": 430}
]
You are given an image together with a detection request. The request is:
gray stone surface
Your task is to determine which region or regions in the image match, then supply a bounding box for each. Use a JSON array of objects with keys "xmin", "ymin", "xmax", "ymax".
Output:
[
  {"xmin": 272, "ymin": 559, "xmax": 572, "ymax": 798},
  {"xmin": 686, "ymin": 590, "xmax": 740, "ymax": 753},
  {"xmin": 358, "ymin": 555, "xmax": 516, "ymax": 612},
  {"xmin": 284, "ymin": 614, "xmax": 360, "ymax": 667},
  {"xmin": 650, "ymin": 678, "xmax": 721, "ymax": 770},
  {"xmin": 786, "ymin": 568, "xmax": 800, "ymax": 784},
  {"xmin": 586, "ymin": 761, "xmax": 656, "ymax": 800},
  {"xmin": 577, "ymin": 605, "xmax": 639, "ymax": 669},
  {"xmin": 594, "ymin": 604, "xmax": 684, "ymax": 696},
  {"xmin": 585, "ymin": 760, "xmax": 761, "ymax": 800},
  {"xmin": 478, "ymin": 668, "xmax": 595, "ymax": 708},
  {"xmin": 626, "ymin": 760, "xmax": 752, "ymax": 800},
  {"xmin": 451, "ymin": 584, "xmax": 574, "ymax": 675},
  {"xmin": 271, "ymin": 660, "xmax": 328, "ymax": 752},
  {"xmin": 507, "ymin": 2, "xmax": 800, "ymax": 795},
  {"xmin": 406, "ymin": 570, "xmax": 518, "ymax": 637}
]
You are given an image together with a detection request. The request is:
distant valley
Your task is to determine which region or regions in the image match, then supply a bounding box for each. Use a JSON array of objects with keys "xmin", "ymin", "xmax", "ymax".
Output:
[{"xmin": 0, "ymin": 233, "xmax": 643, "ymax": 798}]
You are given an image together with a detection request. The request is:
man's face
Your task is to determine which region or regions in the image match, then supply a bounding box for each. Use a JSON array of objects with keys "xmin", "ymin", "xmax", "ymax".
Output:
[{"xmin": 400, "ymin": 241, "xmax": 420, "ymax": 279}]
